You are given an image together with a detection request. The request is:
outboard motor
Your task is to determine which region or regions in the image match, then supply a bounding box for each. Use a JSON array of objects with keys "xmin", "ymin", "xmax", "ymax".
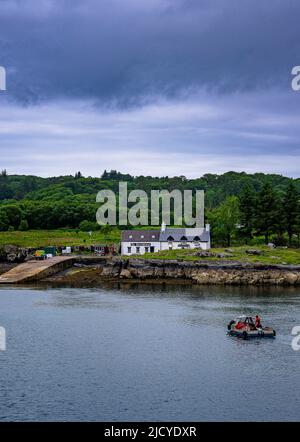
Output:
[{"xmin": 227, "ymin": 320, "xmax": 235, "ymax": 330}]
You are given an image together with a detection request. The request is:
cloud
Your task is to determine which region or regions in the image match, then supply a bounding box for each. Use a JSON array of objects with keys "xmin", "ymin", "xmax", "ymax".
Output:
[
  {"xmin": 0, "ymin": 89, "xmax": 299, "ymax": 177},
  {"xmin": 0, "ymin": 0, "xmax": 299, "ymax": 177},
  {"xmin": 1, "ymin": 0, "xmax": 299, "ymax": 104}
]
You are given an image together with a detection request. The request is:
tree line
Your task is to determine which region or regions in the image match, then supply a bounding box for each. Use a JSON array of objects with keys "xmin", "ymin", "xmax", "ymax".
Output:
[
  {"xmin": 0, "ymin": 170, "xmax": 299, "ymax": 246},
  {"xmin": 209, "ymin": 182, "xmax": 300, "ymax": 246}
]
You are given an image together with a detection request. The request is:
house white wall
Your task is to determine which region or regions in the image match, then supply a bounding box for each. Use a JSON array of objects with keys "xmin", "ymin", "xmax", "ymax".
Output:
[
  {"xmin": 121, "ymin": 241, "xmax": 161, "ymax": 255},
  {"xmin": 121, "ymin": 240, "xmax": 210, "ymax": 255}
]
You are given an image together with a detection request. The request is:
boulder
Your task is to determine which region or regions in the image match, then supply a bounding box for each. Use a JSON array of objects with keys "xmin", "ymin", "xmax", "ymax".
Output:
[
  {"xmin": 196, "ymin": 250, "xmax": 214, "ymax": 258},
  {"xmin": 120, "ymin": 269, "xmax": 132, "ymax": 279},
  {"xmin": 2, "ymin": 245, "xmax": 28, "ymax": 263},
  {"xmin": 215, "ymin": 252, "xmax": 233, "ymax": 258},
  {"xmin": 245, "ymin": 249, "xmax": 263, "ymax": 255}
]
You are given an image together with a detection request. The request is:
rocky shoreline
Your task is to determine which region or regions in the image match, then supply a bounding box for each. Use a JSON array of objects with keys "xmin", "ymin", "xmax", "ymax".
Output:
[
  {"xmin": 43, "ymin": 257, "xmax": 300, "ymax": 286},
  {"xmin": 1, "ymin": 245, "xmax": 300, "ymax": 285}
]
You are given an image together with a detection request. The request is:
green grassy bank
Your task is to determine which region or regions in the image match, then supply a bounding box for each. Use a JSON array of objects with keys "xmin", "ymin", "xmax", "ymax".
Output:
[
  {"xmin": 139, "ymin": 246, "xmax": 300, "ymax": 265},
  {"xmin": 0, "ymin": 230, "xmax": 299, "ymax": 265},
  {"xmin": 0, "ymin": 229, "xmax": 120, "ymax": 248}
]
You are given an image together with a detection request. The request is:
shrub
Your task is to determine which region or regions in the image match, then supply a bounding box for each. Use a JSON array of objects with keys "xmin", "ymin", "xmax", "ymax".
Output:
[
  {"xmin": 18, "ymin": 219, "xmax": 29, "ymax": 231},
  {"xmin": 79, "ymin": 220, "xmax": 97, "ymax": 232}
]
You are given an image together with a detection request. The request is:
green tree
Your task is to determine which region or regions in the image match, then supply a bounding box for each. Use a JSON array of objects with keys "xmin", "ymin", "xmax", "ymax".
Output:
[
  {"xmin": 0, "ymin": 204, "xmax": 23, "ymax": 229},
  {"xmin": 255, "ymin": 183, "xmax": 279, "ymax": 244},
  {"xmin": 239, "ymin": 185, "xmax": 256, "ymax": 243},
  {"xmin": 209, "ymin": 196, "xmax": 240, "ymax": 246},
  {"xmin": 0, "ymin": 211, "xmax": 9, "ymax": 231},
  {"xmin": 18, "ymin": 219, "xmax": 29, "ymax": 231},
  {"xmin": 24, "ymin": 176, "xmax": 38, "ymax": 194},
  {"xmin": 283, "ymin": 183, "xmax": 300, "ymax": 245},
  {"xmin": 79, "ymin": 220, "xmax": 97, "ymax": 232}
]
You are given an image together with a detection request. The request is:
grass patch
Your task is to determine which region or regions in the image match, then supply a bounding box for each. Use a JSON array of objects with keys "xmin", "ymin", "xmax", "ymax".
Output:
[
  {"xmin": 0, "ymin": 229, "xmax": 121, "ymax": 248},
  {"xmin": 131, "ymin": 245, "xmax": 300, "ymax": 265},
  {"xmin": 0, "ymin": 231, "xmax": 299, "ymax": 265}
]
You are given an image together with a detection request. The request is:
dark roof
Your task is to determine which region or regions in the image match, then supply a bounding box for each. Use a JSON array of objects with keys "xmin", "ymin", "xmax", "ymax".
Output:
[
  {"xmin": 121, "ymin": 227, "xmax": 210, "ymax": 243},
  {"xmin": 160, "ymin": 228, "xmax": 210, "ymax": 242},
  {"xmin": 121, "ymin": 230, "xmax": 160, "ymax": 242}
]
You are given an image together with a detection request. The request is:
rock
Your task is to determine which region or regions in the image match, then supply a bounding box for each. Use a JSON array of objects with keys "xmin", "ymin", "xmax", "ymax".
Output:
[
  {"xmin": 196, "ymin": 250, "xmax": 214, "ymax": 257},
  {"xmin": 120, "ymin": 269, "xmax": 132, "ymax": 279},
  {"xmin": 284, "ymin": 273, "xmax": 299, "ymax": 284},
  {"xmin": 215, "ymin": 252, "xmax": 233, "ymax": 258},
  {"xmin": 245, "ymin": 249, "xmax": 263, "ymax": 255},
  {"xmin": 37, "ymin": 255, "xmax": 300, "ymax": 286},
  {"xmin": 6, "ymin": 249, "xmax": 28, "ymax": 263},
  {"xmin": 0, "ymin": 245, "xmax": 30, "ymax": 263}
]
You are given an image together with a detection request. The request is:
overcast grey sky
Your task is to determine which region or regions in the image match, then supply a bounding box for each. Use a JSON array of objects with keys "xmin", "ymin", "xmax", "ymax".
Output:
[{"xmin": 0, "ymin": 0, "xmax": 299, "ymax": 177}]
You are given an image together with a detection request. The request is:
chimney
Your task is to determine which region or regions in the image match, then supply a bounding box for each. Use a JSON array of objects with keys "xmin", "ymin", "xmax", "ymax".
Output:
[{"xmin": 161, "ymin": 221, "xmax": 166, "ymax": 233}]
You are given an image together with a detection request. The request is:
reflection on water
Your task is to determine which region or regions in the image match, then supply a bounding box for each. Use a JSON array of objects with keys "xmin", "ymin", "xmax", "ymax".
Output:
[{"xmin": 0, "ymin": 283, "xmax": 299, "ymax": 421}]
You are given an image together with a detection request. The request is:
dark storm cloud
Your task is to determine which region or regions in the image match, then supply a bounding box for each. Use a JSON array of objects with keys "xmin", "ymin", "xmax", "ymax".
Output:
[
  {"xmin": 1, "ymin": 0, "xmax": 300, "ymax": 177},
  {"xmin": 1, "ymin": 0, "xmax": 299, "ymax": 104}
]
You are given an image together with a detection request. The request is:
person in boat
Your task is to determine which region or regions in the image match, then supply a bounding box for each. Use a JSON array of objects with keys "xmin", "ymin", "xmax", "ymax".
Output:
[
  {"xmin": 248, "ymin": 317, "xmax": 256, "ymax": 330},
  {"xmin": 255, "ymin": 315, "xmax": 262, "ymax": 329},
  {"xmin": 235, "ymin": 320, "xmax": 246, "ymax": 330}
]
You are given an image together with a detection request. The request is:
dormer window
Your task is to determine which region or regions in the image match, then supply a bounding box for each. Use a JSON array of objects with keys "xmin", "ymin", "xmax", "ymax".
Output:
[
  {"xmin": 193, "ymin": 236, "xmax": 200, "ymax": 241},
  {"xmin": 129, "ymin": 235, "xmax": 133, "ymax": 239},
  {"xmin": 180, "ymin": 236, "xmax": 187, "ymax": 241},
  {"xmin": 152, "ymin": 235, "xmax": 155, "ymax": 239},
  {"xmin": 140, "ymin": 235, "xmax": 144, "ymax": 239},
  {"xmin": 167, "ymin": 236, "xmax": 174, "ymax": 241}
]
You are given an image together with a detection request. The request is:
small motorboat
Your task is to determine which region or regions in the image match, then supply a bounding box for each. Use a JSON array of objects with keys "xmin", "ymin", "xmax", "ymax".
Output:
[{"xmin": 227, "ymin": 315, "xmax": 276, "ymax": 339}]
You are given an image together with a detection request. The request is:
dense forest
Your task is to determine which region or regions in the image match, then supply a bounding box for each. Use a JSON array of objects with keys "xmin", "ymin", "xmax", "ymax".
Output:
[{"xmin": 0, "ymin": 169, "xmax": 299, "ymax": 246}]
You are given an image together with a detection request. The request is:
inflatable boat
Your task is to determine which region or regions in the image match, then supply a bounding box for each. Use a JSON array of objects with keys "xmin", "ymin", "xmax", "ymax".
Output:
[{"xmin": 227, "ymin": 316, "xmax": 276, "ymax": 339}]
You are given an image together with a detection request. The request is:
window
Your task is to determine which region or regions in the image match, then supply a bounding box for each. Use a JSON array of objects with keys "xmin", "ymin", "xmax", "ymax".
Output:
[
  {"xmin": 167, "ymin": 236, "xmax": 174, "ymax": 241},
  {"xmin": 127, "ymin": 247, "xmax": 131, "ymax": 253},
  {"xmin": 151, "ymin": 235, "xmax": 155, "ymax": 239},
  {"xmin": 169, "ymin": 246, "xmax": 173, "ymax": 250},
  {"xmin": 180, "ymin": 236, "xmax": 187, "ymax": 241},
  {"xmin": 140, "ymin": 235, "xmax": 144, "ymax": 239},
  {"xmin": 136, "ymin": 247, "xmax": 140, "ymax": 253},
  {"xmin": 193, "ymin": 236, "xmax": 200, "ymax": 241},
  {"xmin": 129, "ymin": 235, "xmax": 133, "ymax": 239},
  {"xmin": 145, "ymin": 247, "xmax": 149, "ymax": 253}
]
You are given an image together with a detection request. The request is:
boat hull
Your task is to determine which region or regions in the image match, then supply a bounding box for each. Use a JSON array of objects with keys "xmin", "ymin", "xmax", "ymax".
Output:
[{"xmin": 228, "ymin": 328, "xmax": 276, "ymax": 339}]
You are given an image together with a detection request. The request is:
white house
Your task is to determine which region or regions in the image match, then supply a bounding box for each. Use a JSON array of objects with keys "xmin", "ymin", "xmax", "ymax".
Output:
[
  {"xmin": 121, "ymin": 223, "xmax": 211, "ymax": 255},
  {"xmin": 121, "ymin": 230, "xmax": 161, "ymax": 255}
]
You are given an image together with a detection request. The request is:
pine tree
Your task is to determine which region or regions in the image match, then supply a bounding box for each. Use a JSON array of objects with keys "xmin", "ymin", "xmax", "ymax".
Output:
[
  {"xmin": 239, "ymin": 185, "xmax": 256, "ymax": 243},
  {"xmin": 0, "ymin": 169, "xmax": 7, "ymax": 179},
  {"xmin": 101, "ymin": 170, "xmax": 108, "ymax": 179},
  {"xmin": 255, "ymin": 183, "xmax": 279, "ymax": 244},
  {"xmin": 283, "ymin": 182, "xmax": 299, "ymax": 245}
]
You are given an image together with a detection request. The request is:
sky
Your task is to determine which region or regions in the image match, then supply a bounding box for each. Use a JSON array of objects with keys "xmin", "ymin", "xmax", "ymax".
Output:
[{"xmin": 0, "ymin": 0, "xmax": 300, "ymax": 178}]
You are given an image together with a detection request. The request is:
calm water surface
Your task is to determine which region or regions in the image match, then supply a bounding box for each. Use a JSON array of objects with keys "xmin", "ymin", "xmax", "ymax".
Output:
[{"xmin": 0, "ymin": 283, "xmax": 299, "ymax": 421}]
